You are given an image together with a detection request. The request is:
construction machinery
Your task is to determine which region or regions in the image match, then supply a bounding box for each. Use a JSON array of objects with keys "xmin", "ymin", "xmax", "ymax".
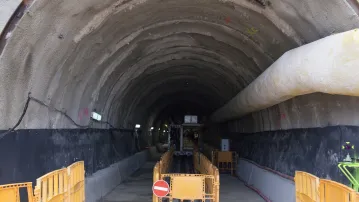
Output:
[{"xmin": 168, "ymin": 115, "xmax": 203, "ymax": 156}]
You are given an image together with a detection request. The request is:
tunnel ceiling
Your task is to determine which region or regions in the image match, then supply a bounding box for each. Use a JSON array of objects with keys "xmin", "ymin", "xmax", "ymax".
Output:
[{"xmin": 0, "ymin": 0, "xmax": 358, "ymax": 129}]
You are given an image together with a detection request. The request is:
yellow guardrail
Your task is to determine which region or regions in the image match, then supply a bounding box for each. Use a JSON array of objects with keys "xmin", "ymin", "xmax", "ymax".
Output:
[
  {"xmin": 152, "ymin": 162, "xmax": 160, "ymax": 202},
  {"xmin": 68, "ymin": 161, "xmax": 85, "ymax": 202},
  {"xmin": 211, "ymin": 150, "xmax": 238, "ymax": 176},
  {"xmin": 320, "ymin": 179, "xmax": 356, "ymax": 202},
  {"xmin": 34, "ymin": 168, "xmax": 68, "ymax": 202},
  {"xmin": 34, "ymin": 161, "xmax": 85, "ymax": 202},
  {"xmin": 160, "ymin": 148, "xmax": 173, "ymax": 174},
  {"xmin": 295, "ymin": 171, "xmax": 359, "ymax": 202},
  {"xmin": 295, "ymin": 171, "xmax": 319, "ymax": 202},
  {"xmin": 153, "ymin": 149, "xmax": 220, "ymax": 202},
  {"xmin": 0, "ymin": 182, "xmax": 35, "ymax": 202},
  {"xmin": 193, "ymin": 150, "xmax": 220, "ymax": 202},
  {"xmin": 0, "ymin": 161, "xmax": 85, "ymax": 202}
]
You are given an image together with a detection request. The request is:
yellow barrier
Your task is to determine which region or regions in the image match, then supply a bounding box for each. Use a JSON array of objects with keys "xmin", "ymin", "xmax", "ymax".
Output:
[
  {"xmin": 34, "ymin": 161, "xmax": 85, "ymax": 202},
  {"xmin": 0, "ymin": 182, "xmax": 35, "ymax": 202},
  {"xmin": 295, "ymin": 171, "xmax": 319, "ymax": 202},
  {"xmin": 193, "ymin": 150, "xmax": 220, "ymax": 202},
  {"xmin": 320, "ymin": 179, "xmax": 356, "ymax": 202},
  {"xmin": 212, "ymin": 150, "xmax": 238, "ymax": 175},
  {"xmin": 68, "ymin": 161, "xmax": 85, "ymax": 202},
  {"xmin": 152, "ymin": 162, "xmax": 160, "ymax": 202},
  {"xmin": 162, "ymin": 173, "xmax": 216, "ymax": 201},
  {"xmin": 295, "ymin": 171, "xmax": 359, "ymax": 202},
  {"xmin": 160, "ymin": 148, "xmax": 174, "ymax": 174},
  {"xmin": 153, "ymin": 149, "xmax": 219, "ymax": 202}
]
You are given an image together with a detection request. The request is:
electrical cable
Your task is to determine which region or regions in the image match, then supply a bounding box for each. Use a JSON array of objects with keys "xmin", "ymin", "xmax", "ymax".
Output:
[
  {"xmin": 0, "ymin": 93, "xmax": 31, "ymax": 140},
  {"xmin": 0, "ymin": 93, "xmax": 123, "ymax": 140},
  {"xmin": 29, "ymin": 95, "xmax": 90, "ymax": 128}
]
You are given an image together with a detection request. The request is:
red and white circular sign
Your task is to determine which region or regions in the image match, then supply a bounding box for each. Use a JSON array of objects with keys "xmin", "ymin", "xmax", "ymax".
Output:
[{"xmin": 152, "ymin": 180, "xmax": 169, "ymax": 197}]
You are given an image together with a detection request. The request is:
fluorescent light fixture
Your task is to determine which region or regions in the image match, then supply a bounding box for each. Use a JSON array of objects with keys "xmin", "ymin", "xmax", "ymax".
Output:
[
  {"xmin": 135, "ymin": 124, "xmax": 141, "ymax": 129},
  {"xmin": 163, "ymin": 130, "xmax": 166, "ymax": 132},
  {"xmin": 91, "ymin": 112, "xmax": 102, "ymax": 121},
  {"xmin": 150, "ymin": 127, "xmax": 154, "ymax": 130}
]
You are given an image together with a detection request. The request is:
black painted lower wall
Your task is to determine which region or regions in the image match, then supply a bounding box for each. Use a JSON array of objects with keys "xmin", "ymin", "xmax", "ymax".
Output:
[
  {"xmin": 0, "ymin": 129, "xmax": 136, "ymax": 185},
  {"xmin": 229, "ymin": 126, "xmax": 359, "ymax": 186}
]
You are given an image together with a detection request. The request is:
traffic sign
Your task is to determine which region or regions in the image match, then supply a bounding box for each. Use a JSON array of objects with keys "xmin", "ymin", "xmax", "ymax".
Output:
[{"xmin": 152, "ymin": 180, "xmax": 169, "ymax": 197}]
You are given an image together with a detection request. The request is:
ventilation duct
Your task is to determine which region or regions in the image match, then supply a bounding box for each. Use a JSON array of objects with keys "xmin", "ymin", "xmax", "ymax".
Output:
[{"xmin": 211, "ymin": 29, "xmax": 359, "ymax": 122}]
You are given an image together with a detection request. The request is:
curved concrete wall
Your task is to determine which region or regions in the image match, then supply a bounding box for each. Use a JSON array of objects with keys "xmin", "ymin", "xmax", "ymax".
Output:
[{"xmin": 0, "ymin": 0, "xmax": 358, "ymax": 131}]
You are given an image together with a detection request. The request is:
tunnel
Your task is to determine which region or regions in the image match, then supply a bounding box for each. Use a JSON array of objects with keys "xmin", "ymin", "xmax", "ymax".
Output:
[{"xmin": 1, "ymin": 0, "xmax": 359, "ymax": 201}]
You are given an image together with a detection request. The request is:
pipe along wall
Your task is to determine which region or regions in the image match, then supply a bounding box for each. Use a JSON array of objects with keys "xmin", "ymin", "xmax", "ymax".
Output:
[{"xmin": 212, "ymin": 29, "xmax": 359, "ymax": 123}]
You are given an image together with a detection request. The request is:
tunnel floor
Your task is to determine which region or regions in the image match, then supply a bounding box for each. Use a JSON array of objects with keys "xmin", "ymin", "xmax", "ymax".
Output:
[{"xmin": 101, "ymin": 160, "xmax": 265, "ymax": 202}]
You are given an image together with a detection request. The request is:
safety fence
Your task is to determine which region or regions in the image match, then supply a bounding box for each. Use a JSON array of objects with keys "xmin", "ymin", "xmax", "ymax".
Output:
[
  {"xmin": 0, "ymin": 161, "xmax": 85, "ymax": 202},
  {"xmin": 153, "ymin": 149, "xmax": 220, "ymax": 202},
  {"xmin": 295, "ymin": 171, "xmax": 359, "ymax": 202},
  {"xmin": 211, "ymin": 150, "xmax": 238, "ymax": 176},
  {"xmin": 0, "ymin": 182, "xmax": 35, "ymax": 202}
]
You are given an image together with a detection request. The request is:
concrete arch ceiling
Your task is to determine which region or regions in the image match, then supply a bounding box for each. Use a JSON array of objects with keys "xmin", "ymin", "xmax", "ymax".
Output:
[{"xmin": 0, "ymin": 0, "xmax": 357, "ymax": 129}]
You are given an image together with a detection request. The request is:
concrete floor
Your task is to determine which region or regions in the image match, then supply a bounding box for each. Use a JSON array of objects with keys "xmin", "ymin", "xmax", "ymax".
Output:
[{"xmin": 102, "ymin": 162, "xmax": 264, "ymax": 202}]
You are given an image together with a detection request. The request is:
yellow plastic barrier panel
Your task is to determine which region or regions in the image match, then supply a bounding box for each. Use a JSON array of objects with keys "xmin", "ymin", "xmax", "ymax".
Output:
[
  {"xmin": 320, "ymin": 179, "xmax": 356, "ymax": 202},
  {"xmin": 161, "ymin": 173, "xmax": 217, "ymax": 201},
  {"xmin": 152, "ymin": 162, "xmax": 160, "ymax": 202},
  {"xmin": 34, "ymin": 168, "xmax": 68, "ymax": 202},
  {"xmin": 160, "ymin": 149, "xmax": 174, "ymax": 174},
  {"xmin": 294, "ymin": 171, "xmax": 319, "ymax": 202},
  {"xmin": 34, "ymin": 161, "xmax": 85, "ymax": 202},
  {"xmin": 67, "ymin": 161, "xmax": 85, "ymax": 202},
  {"xmin": 153, "ymin": 150, "xmax": 219, "ymax": 202},
  {"xmin": 212, "ymin": 151, "xmax": 238, "ymax": 176},
  {"xmin": 0, "ymin": 182, "xmax": 34, "ymax": 202},
  {"xmin": 193, "ymin": 151, "xmax": 220, "ymax": 202}
]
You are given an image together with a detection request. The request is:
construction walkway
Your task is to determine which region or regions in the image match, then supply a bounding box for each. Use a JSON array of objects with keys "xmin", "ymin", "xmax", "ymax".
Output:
[{"xmin": 101, "ymin": 161, "xmax": 265, "ymax": 202}]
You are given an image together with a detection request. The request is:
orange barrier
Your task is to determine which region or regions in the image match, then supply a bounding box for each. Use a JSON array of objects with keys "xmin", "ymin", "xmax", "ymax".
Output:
[
  {"xmin": 320, "ymin": 179, "xmax": 356, "ymax": 202},
  {"xmin": 294, "ymin": 171, "xmax": 319, "ymax": 202},
  {"xmin": 212, "ymin": 150, "xmax": 238, "ymax": 175},
  {"xmin": 0, "ymin": 182, "xmax": 35, "ymax": 202}
]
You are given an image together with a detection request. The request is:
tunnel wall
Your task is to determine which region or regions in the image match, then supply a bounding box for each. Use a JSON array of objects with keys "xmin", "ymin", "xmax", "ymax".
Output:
[
  {"xmin": 228, "ymin": 93, "xmax": 359, "ymax": 132},
  {"xmin": 229, "ymin": 125, "xmax": 359, "ymax": 186},
  {"xmin": 0, "ymin": 128, "xmax": 135, "ymax": 185}
]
